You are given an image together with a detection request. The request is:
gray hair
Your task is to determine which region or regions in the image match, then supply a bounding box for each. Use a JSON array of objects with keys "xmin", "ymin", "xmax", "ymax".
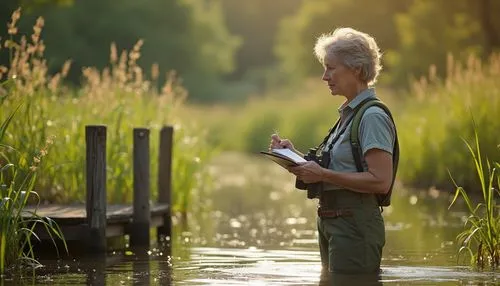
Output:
[{"xmin": 314, "ymin": 27, "xmax": 382, "ymax": 85}]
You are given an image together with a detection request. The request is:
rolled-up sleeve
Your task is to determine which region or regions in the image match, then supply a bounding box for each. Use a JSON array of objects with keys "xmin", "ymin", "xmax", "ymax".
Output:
[{"xmin": 358, "ymin": 107, "xmax": 395, "ymax": 156}]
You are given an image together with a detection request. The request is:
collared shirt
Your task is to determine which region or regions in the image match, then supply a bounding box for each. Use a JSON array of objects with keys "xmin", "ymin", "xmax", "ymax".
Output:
[{"xmin": 321, "ymin": 88, "xmax": 396, "ymax": 190}]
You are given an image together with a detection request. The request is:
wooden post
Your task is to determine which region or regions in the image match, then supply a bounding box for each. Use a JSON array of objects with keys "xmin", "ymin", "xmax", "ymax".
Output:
[
  {"xmin": 131, "ymin": 128, "xmax": 151, "ymax": 247},
  {"xmin": 157, "ymin": 126, "xmax": 173, "ymax": 247},
  {"xmin": 86, "ymin": 125, "xmax": 107, "ymax": 252}
]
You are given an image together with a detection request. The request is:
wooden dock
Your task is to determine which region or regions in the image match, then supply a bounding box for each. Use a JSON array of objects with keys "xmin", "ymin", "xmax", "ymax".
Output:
[{"xmin": 23, "ymin": 125, "xmax": 174, "ymax": 253}]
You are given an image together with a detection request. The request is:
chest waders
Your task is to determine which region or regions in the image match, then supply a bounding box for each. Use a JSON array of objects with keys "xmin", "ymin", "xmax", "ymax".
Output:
[{"xmin": 317, "ymin": 98, "xmax": 400, "ymax": 274}]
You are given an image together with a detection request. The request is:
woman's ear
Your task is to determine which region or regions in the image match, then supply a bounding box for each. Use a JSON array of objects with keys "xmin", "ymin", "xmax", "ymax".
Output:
[{"xmin": 354, "ymin": 67, "xmax": 362, "ymax": 77}]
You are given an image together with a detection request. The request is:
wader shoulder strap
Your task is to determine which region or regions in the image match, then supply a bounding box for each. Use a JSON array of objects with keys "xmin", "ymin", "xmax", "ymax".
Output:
[
  {"xmin": 317, "ymin": 117, "xmax": 341, "ymax": 151},
  {"xmin": 350, "ymin": 99, "xmax": 400, "ymax": 206}
]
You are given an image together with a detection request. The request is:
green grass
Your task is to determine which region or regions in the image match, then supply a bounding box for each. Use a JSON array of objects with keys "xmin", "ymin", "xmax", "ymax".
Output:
[
  {"xmin": 0, "ymin": 99, "xmax": 67, "ymax": 274},
  {"xmin": 448, "ymin": 122, "xmax": 500, "ymax": 270},
  {"xmin": 396, "ymin": 54, "xmax": 500, "ymax": 191}
]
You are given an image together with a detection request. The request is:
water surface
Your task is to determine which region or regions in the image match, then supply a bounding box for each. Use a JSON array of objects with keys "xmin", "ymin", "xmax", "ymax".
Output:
[{"xmin": 3, "ymin": 152, "xmax": 499, "ymax": 285}]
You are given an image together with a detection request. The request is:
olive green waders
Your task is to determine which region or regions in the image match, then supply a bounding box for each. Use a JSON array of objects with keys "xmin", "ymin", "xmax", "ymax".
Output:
[{"xmin": 317, "ymin": 189, "xmax": 385, "ymax": 274}]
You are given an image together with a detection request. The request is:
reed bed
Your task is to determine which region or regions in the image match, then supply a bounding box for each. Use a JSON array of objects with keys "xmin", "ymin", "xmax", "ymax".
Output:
[
  {"xmin": 397, "ymin": 53, "xmax": 500, "ymax": 190},
  {"xmin": 0, "ymin": 9, "xmax": 213, "ymax": 272},
  {"xmin": 1, "ymin": 9, "xmax": 213, "ymax": 211}
]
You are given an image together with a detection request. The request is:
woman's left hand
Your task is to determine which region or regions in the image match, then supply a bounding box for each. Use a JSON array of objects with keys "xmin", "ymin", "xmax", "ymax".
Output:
[{"xmin": 289, "ymin": 161, "xmax": 325, "ymax": 184}]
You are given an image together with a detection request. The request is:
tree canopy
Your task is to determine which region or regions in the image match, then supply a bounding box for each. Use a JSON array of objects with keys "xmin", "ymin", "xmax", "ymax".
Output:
[
  {"xmin": 1, "ymin": 0, "xmax": 240, "ymax": 101},
  {"xmin": 2, "ymin": 0, "xmax": 499, "ymax": 101},
  {"xmin": 274, "ymin": 0, "xmax": 500, "ymax": 86}
]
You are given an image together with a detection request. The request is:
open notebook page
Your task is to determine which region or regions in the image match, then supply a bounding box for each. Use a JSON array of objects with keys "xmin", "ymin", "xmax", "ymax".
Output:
[{"xmin": 271, "ymin": 148, "xmax": 307, "ymax": 163}]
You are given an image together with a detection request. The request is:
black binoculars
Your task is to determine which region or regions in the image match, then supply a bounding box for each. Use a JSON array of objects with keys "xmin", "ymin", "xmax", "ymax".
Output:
[{"xmin": 295, "ymin": 147, "xmax": 331, "ymax": 199}]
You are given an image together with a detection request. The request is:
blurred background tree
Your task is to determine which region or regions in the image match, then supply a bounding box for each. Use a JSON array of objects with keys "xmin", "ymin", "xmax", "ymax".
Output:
[
  {"xmin": 385, "ymin": 0, "xmax": 495, "ymax": 85},
  {"xmin": 1, "ymin": 0, "xmax": 499, "ymax": 102},
  {"xmin": 0, "ymin": 0, "xmax": 241, "ymax": 102},
  {"xmin": 275, "ymin": 0, "xmax": 499, "ymax": 87},
  {"xmin": 274, "ymin": 0, "xmax": 411, "ymax": 83},
  {"xmin": 220, "ymin": 0, "xmax": 301, "ymax": 89}
]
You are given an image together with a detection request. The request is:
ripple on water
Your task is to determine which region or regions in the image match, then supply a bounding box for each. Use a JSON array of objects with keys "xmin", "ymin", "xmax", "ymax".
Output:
[
  {"xmin": 177, "ymin": 248, "xmax": 500, "ymax": 285},
  {"xmin": 381, "ymin": 265, "xmax": 500, "ymax": 283}
]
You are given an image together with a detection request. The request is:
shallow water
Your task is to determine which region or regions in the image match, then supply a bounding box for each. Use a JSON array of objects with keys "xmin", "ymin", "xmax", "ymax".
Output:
[
  {"xmin": 5, "ymin": 247, "xmax": 498, "ymax": 285},
  {"xmin": 3, "ymin": 152, "xmax": 499, "ymax": 285}
]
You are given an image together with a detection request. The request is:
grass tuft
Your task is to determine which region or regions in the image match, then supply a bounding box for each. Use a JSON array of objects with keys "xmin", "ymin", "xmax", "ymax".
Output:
[{"xmin": 448, "ymin": 120, "xmax": 499, "ymax": 270}]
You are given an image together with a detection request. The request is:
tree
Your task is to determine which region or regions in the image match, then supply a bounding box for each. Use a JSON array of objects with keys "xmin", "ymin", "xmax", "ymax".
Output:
[
  {"xmin": 387, "ymin": 0, "xmax": 485, "ymax": 85},
  {"xmin": 1, "ymin": 0, "xmax": 241, "ymax": 101},
  {"xmin": 476, "ymin": 0, "xmax": 500, "ymax": 55},
  {"xmin": 220, "ymin": 0, "xmax": 301, "ymax": 79},
  {"xmin": 274, "ymin": 0, "xmax": 411, "ymax": 82}
]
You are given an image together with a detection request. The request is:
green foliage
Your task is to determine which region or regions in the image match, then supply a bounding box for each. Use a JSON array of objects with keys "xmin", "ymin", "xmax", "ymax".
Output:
[
  {"xmin": 448, "ymin": 124, "xmax": 499, "ymax": 270},
  {"xmin": 193, "ymin": 53, "xmax": 500, "ymax": 193},
  {"xmin": 274, "ymin": 0, "xmax": 411, "ymax": 81},
  {"xmin": 0, "ymin": 10, "xmax": 214, "ymax": 216},
  {"xmin": 387, "ymin": 0, "xmax": 484, "ymax": 85},
  {"xmin": 220, "ymin": 0, "xmax": 301, "ymax": 79},
  {"xmin": 3, "ymin": 0, "xmax": 500, "ymax": 104},
  {"xmin": 0, "ymin": 98, "xmax": 67, "ymax": 274},
  {"xmin": 275, "ymin": 0, "xmax": 500, "ymax": 88},
  {"xmin": 189, "ymin": 81, "xmax": 342, "ymax": 154},
  {"xmin": 397, "ymin": 54, "xmax": 500, "ymax": 190},
  {"xmin": 1, "ymin": 0, "xmax": 240, "ymax": 102}
]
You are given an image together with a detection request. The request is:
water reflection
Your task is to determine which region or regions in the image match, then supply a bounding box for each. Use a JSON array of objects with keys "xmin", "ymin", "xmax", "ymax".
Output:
[
  {"xmin": 3, "ymin": 153, "xmax": 500, "ymax": 285},
  {"xmin": 319, "ymin": 273, "xmax": 382, "ymax": 286},
  {"xmin": 4, "ymin": 245, "xmax": 500, "ymax": 285}
]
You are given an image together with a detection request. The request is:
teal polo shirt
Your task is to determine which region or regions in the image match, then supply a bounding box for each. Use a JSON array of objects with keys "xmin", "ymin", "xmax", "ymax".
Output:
[{"xmin": 322, "ymin": 88, "xmax": 395, "ymax": 190}]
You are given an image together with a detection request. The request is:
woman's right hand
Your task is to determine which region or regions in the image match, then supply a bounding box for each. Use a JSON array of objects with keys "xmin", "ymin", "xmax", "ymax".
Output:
[{"xmin": 269, "ymin": 134, "xmax": 295, "ymax": 151}]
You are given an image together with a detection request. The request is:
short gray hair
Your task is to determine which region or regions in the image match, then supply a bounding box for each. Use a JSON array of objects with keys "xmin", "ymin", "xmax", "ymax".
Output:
[{"xmin": 314, "ymin": 27, "xmax": 382, "ymax": 85}]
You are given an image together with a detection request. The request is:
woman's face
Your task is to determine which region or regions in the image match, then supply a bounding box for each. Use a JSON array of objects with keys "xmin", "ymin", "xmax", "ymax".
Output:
[{"xmin": 321, "ymin": 54, "xmax": 361, "ymax": 97}]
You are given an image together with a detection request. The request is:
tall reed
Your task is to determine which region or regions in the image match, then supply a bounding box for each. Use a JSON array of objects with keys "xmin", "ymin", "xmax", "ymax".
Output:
[
  {"xmin": 0, "ymin": 100, "xmax": 67, "ymax": 274},
  {"xmin": 397, "ymin": 53, "xmax": 500, "ymax": 191},
  {"xmin": 448, "ymin": 122, "xmax": 499, "ymax": 269}
]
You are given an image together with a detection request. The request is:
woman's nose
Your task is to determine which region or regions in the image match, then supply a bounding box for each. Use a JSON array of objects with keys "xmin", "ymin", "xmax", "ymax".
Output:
[{"xmin": 322, "ymin": 70, "xmax": 329, "ymax": 81}]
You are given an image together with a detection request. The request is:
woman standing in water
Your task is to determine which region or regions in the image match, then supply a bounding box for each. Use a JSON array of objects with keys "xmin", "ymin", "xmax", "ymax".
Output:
[{"xmin": 269, "ymin": 27, "xmax": 398, "ymax": 279}]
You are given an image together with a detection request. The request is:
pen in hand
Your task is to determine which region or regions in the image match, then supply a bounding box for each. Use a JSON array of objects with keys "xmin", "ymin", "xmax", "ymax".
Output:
[{"xmin": 272, "ymin": 129, "xmax": 287, "ymax": 149}]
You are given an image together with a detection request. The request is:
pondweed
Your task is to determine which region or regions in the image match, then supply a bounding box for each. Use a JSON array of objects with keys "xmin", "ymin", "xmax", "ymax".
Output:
[
  {"xmin": 448, "ymin": 123, "xmax": 499, "ymax": 270},
  {"xmin": 0, "ymin": 103, "xmax": 67, "ymax": 274}
]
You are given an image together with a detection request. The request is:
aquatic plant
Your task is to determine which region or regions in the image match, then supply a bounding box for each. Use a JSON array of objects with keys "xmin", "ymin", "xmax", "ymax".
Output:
[
  {"xmin": 0, "ymin": 99, "xmax": 67, "ymax": 274},
  {"xmin": 448, "ymin": 122, "xmax": 500, "ymax": 270}
]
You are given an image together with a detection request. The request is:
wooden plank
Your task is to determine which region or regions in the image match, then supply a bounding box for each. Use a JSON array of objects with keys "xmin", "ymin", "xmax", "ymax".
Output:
[
  {"xmin": 86, "ymin": 125, "xmax": 107, "ymax": 252},
  {"xmin": 22, "ymin": 204, "xmax": 169, "ymax": 225},
  {"xmin": 131, "ymin": 128, "xmax": 151, "ymax": 247},
  {"xmin": 157, "ymin": 126, "xmax": 173, "ymax": 246},
  {"xmin": 31, "ymin": 223, "xmax": 125, "ymax": 241}
]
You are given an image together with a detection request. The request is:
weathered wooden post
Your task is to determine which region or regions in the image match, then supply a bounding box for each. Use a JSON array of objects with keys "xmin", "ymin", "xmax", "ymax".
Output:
[
  {"xmin": 157, "ymin": 126, "xmax": 173, "ymax": 247},
  {"xmin": 86, "ymin": 125, "xmax": 107, "ymax": 252},
  {"xmin": 131, "ymin": 128, "xmax": 151, "ymax": 247}
]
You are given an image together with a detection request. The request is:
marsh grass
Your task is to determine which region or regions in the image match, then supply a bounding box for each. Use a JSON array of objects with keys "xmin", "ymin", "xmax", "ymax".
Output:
[
  {"xmin": 0, "ymin": 102, "xmax": 67, "ymax": 274},
  {"xmin": 448, "ymin": 122, "xmax": 500, "ymax": 269},
  {"xmin": 397, "ymin": 53, "xmax": 500, "ymax": 190},
  {"xmin": 0, "ymin": 9, "xmax": 213, "ymax": 216}
]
